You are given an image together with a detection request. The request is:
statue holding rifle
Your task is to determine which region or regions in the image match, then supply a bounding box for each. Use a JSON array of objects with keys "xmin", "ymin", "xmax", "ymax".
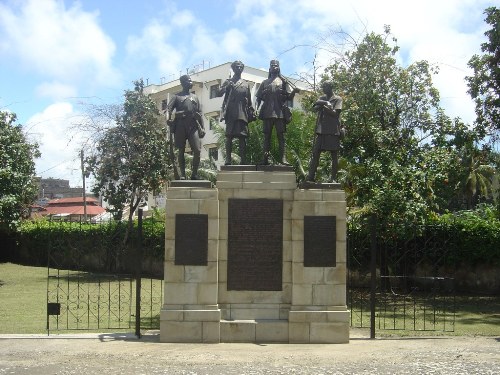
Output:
[{"xmin": 166, "ymin": 74, "xmax": 205, "ymax": 180}]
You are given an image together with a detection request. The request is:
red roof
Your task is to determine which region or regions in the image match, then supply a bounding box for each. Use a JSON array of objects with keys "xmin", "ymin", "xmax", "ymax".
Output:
[
  {"xmin": 43, "ymin": 197, "xmax": 105, "ymax": 216},
  {"xmin": 47, "ymin": 197, "xmax": 99, "ymax": 205},
  {"xmin": 44, "ymin": 205, "xmax": 106, "ymax": 216}
]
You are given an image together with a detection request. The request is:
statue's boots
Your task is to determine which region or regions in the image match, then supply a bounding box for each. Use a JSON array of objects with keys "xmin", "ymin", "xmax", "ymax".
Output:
[
  {"xmin": 278, "ymin": 143, "xmax": 290, "ymax": 166},
  {"xmin": 225, "ymin": 139, "xmax": 232, "ymax": 165},
  {"xmin": 259, "ymin": 152, "xmax": 270, "ymax": 165},
  {"xmin": 306, "ymin": 152, "xmax": 320, "ymax": 182},
  {"xmin": 239, "ymin": 138, "xmax": 247, "ymax": 165},
  {"xmin": 178, "ymin": 154, "xmax": 186, "ymax": 180},
  {"xmin": 191, "ymin": 152, "xmax": 201, "ymax": 180},
  {"xmin": 329, "ymin": 151, "xmax": 338, "ymax": 183}
]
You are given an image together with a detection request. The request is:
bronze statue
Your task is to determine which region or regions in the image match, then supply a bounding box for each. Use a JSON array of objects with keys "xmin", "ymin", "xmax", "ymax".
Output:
[
  {"xmin": 306, "ymin": 81, "xmax": 343, "ymax": 183},
  {"xmin": 166, "ymin": 75, "xmax": 205, "ymax": 180},
  {"xmin": 218, "ymin": 61, "xmax": 255, "ymax": 165},
  {"xmin": 256, "ymin": 60, "xmax": 299, "ymax": 165}
]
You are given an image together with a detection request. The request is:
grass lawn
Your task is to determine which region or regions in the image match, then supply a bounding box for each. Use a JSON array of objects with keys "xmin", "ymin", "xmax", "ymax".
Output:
[
  {"xmin": 0, "ymin": 263, "xmax": 161, "ymax": 334},
  {"xmin": 0, "ymin": 262, "xmax": 47, "ymax": 333},
  {"xmin": 1, "ymin": 262, "xmax": 499, "ymax": 336}
]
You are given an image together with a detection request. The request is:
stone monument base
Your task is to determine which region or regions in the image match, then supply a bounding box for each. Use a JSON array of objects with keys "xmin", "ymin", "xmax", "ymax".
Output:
[{"xmin": 160, "ymin": 170, "xmax": 349, "ymax": 343}]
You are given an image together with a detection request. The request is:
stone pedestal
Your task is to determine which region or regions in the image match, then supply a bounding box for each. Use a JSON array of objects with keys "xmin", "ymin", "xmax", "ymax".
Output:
[
  {"xmin": 288, "ymin": 188, "xmax": 349, "ymax": 343},
  {"xmin": 160, "ymin": 182, "xmax": 221, "ymax": 343},
  {"xmin": 217, "ymin": 167, "xmax": 296, "ymax": 343},
  {"xmin": 160, "ymin": 169, "xmax": 349, "ymax": 343}
]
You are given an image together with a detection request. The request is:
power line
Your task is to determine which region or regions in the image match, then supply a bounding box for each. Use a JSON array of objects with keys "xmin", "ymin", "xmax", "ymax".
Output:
[{"xmin": 38, "ymin": 158, "xmax": 77, "ymax": 174}]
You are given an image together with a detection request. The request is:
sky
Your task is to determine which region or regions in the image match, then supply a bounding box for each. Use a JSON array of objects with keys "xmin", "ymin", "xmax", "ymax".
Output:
[{"xmin": 0, "ymin": 0, "xmax": 496, "ymax": 188}]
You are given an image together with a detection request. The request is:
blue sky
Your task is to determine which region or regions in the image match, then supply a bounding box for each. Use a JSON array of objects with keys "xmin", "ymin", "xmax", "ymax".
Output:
[{"xmin": 0, "ymin": 0, "xmax": 496, "ymax": 187}]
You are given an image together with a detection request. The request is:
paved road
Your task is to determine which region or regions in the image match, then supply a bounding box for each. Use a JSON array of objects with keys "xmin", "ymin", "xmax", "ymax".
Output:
[{"xmin": 0, "ymin": 331, "xmax": 499, "ymax": 374}]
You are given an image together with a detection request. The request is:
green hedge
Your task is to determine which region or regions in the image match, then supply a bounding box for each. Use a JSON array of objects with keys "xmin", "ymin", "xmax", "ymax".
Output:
[
  {"xmin": 9, "ymin": 207, "xmax": 500, "ymax": 273},
  {"xmin": 431, "ymin": 207, "xmax": 500, "ymax": 266},
  {"xmin": 348, "ymin": 207, "xmax": 500, "ymax": 269},
  {"xmin": 14, "ymin": 218, "xmax": 165, "ymax": 274}
]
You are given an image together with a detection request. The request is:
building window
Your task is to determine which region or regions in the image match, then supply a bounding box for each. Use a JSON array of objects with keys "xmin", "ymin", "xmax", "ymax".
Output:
[
  {"xmin": 209, "ymin": 116, "xmax": 218, "ymax": 130},
  {"xmin": 286, "ymin": 98, "xmax": 293, "ymax": 108},
  {"xmin": 209, "ymin": 84, "xmax": 219, "ymax": 99},
  {"xmin": 209, "ymin": 147, "xmax": 218, "ymax": 161}
]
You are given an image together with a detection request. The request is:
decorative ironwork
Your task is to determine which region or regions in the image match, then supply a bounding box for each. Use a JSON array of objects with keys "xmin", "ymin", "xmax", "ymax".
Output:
[
  {"xmin": 46, "ymin": 217, "xmax": 163, "ymax": 333},
  {"xmin": 47, "ymin": 269, "xmax": 133, "ymax": 331},
  {"xmin": 347, "ymin": 215, "xmax": 456, "ymax": 334}
]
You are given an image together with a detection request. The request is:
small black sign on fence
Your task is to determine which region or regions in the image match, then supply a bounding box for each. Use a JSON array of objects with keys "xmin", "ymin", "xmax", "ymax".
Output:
[{"xmin": 47, "ymin": 302, "xmax": 61, "ymax": 316}]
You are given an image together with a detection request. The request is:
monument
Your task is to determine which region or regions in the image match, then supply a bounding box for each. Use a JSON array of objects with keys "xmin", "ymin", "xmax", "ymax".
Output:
[
  {"xmin": 160, "ymin": 167, "xmax": 349, "ymax": 343},
  {"xmin": 160, "ymin": 68, "xmax": 348, "ymax": 343}
]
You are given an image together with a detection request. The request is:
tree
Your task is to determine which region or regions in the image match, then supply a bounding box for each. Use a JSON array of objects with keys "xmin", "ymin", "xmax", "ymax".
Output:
[
  {"xmin": 321, "ymin": 27, "xmax": 459, "ymax": 233},
  {"xmin": 0, "ymin": 111, "xmax": 40, "ymax": 229},
  {"xmin": 86, "ymin": 80, "xmax": 170, "ymax": 243},
  {"xmin": 466, "ymin": 7, "xmax": 500, "ymax": 137}
]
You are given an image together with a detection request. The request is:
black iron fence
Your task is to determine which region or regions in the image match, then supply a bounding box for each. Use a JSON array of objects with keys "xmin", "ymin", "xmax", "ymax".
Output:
[
  {"xmin": 347, "ymin": 215, "xmax": 456, "ymax": 336},
  {"xmin": 44, "ymin": 211, "xmax": 456, "ymax": 336},
  {"xmin": 46, "ymin": 210, "xmax": 163, "ymax": 335}
]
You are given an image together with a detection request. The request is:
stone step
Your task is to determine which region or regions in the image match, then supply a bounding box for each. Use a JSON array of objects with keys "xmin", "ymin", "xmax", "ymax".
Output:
[{"xmin": 220, "ymin": 319, "xmax": 288, "ymax": 343}]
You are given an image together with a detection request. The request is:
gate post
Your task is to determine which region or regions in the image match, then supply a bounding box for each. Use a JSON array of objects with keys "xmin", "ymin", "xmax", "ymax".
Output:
[
  {"xmin": 369, "ymin": 214, "xmax": 377, "ymax": 339},
  {"xmin": 135, "ymin": 208, "xmax": 143, "ymax": 338}
]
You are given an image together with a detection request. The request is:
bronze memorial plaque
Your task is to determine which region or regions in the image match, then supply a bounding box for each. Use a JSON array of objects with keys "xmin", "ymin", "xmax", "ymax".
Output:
[
  {"xmin": 227, "ymin": 198, "xmax": 283, "ymax": 291},
  {"xmin": 304, "ymin": 216, "xmax": 336, "ymax": 267},
  {"xmin": 175, "ymin": 214, "xmax": 208, "ymax": 265}
]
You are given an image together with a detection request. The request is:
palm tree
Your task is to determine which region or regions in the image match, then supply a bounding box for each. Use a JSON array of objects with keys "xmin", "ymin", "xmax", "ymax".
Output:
[{"xmin": 461, "ymin": 148, "xmax": 495, "ymax": 209}]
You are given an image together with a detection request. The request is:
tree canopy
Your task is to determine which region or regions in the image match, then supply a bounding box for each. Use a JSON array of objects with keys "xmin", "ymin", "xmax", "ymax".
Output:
[
  {"xmin": 466, "ymin": 6, "xmax": 500, "ymax": 137},
  {"xmin": 86, "ymin": 80, "xmax": 170, "ymax": 236},
  {"xmin": 316, "ymin": 29, "xmax": 460, "ymax": 228},
  {"xmin": 0, "ymin": 111, "xmax": 40, "ymax": 229},
  {"xmin": 215, "ymin": 27, "xmax": 496, "ymax": 226}
]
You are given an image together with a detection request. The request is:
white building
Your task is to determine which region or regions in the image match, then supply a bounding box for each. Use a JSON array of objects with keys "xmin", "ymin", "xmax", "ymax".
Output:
[{"xmin": 143, "ymin": 62, "xmax": 310, "ymax": 166}]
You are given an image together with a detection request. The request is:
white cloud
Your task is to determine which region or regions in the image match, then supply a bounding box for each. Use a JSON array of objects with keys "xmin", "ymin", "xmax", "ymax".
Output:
[
  {"xmin": 191, "ymin": 25, "xmax": 220, "ymax": 62},
  {"xmin": 35, "ymin": 82, "xmax": 77, "ymax": 101},
  {"xmin": 0, "ymin": 0, "xmax": 118, "ymax": 86},
  {"xmin": 233, "ymin": 0, "xmax": 495, "ymax": 123},
  {"xmin": 221, "ymin": 29, "xmax": 248, "ymax": 59},
  {"xmin": 126, "ymin": 18, "xmax": 184, "ymax": 78},
  {"xmin": 126, "ymin": 9, "xmax": 251, "ymax": 80},
  {"xmin": 26, "ymin": 102, "xmax": 86, "ymax": 187},
  {"xmin": 171, "ymin": 9, "xmax": 196, "ymax": 28}
]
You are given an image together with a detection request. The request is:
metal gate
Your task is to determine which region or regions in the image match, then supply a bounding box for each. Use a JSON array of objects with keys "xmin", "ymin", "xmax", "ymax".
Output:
[
  {"xmin": 347, "ymin": 215, "xmax": 455, "ymax": 336},
  {"xmin": 46, "ymin": 211, "xmax": 163, "ymax": 335}
]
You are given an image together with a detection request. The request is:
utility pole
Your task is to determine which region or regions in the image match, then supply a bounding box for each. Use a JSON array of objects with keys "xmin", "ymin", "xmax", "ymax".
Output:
[{"xmin": 80, "ymin": 149, "xmax": 87, "ymax": 221}]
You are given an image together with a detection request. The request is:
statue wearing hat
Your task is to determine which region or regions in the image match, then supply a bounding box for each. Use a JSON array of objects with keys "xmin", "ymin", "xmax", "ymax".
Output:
[{"xmin": 166, "ymin": 74, "xmax": 204, "ymax": 180}]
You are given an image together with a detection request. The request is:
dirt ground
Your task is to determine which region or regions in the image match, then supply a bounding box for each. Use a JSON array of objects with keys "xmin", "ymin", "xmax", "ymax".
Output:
[{"xmin": 0, "ymin": 329, "xmax": 499, "ymax": 374}]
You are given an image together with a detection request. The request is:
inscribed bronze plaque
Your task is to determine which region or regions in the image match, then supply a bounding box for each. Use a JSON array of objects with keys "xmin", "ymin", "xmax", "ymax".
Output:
[
  {"xmin": 175, "ymin": 214, "xmax": 208, "ymax": 265},
  {"xmin": 304, "ymin": 216, "xmax": 336, "ymax": 267},
  {"xmin": 227, "ymin": 198, "xmax": 283, "ymax": 291}
]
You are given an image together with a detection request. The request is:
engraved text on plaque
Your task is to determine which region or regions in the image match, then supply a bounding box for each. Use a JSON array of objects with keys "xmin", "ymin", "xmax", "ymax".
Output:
[
  {"xmin": 175, "ymin": 214, "xmax": 208, "ymax": 265},
  {"xmin": 304, "ymin": 215, "xmax": 336, "ymax": 267},
  {"xmin": 227, "ymin": 199, "xmax": 283, "ymax": 291}
]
